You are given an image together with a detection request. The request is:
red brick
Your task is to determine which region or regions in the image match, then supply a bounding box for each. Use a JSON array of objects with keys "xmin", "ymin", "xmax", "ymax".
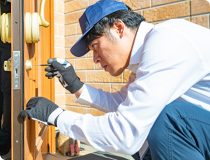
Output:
[
  {"xmin": 65, "ymin": 0, "xmax": 88, "ymax": 13},
  {"xmin": 58, "ymin": 1, "xmax": 65, "ymax": 13},
  {"xmin": 111, "ymin": 84, "xmax": 126, "ymax": 92},
  {"xmin": 89, "ymin": 0, "xmax": 99, "ymax": 5},
  {"xmin": 65, "ymin": 48, "xmax": 87, "ymax": 59},
  {"xmin": 65, "ymin": 24, "xmax": 77, "ymax": 36},
  {"xmin": 75, "ymin": 71, "xmax": 87, "ymax": 82},
  {"xmin": 55, "ymin": 94, "xmax": 65, "ymax": 106},
  {"xmin": 191, "ymin": 0, "xmax": 210, "ymax": 15},
  {"xmin": 143, "ymin": 1, "xmax": 189, "ymax": 22},
  {"xmin": 95, "ymin": 63, "xmax": 102, "ymax": 70},
  {"xmin": 87, "ymin": 108, "xmax": 105, "ymax": 116},
  {"xmin": 54, "ymin": 12, "xmax": 65, "ymax": 24},
  {"xmin": 152, "ymin": 0, "xmax": 182, "ymax": 7},
  {"xmin": 123, "ymin": 69, "xmax": 132, "ymax": 83},
  {"xmin": 75, "ymin": 58, "xmax": 94, "ymax": 70},
  {"xmin": 123, "ymin": 0, "xmax": 150, "ymax": 10},
  {"xmin": 87, "ymin": 70, "xmax": 123, "ymax": 83},
  {"xmin": 87, "ymin": 50, "xmax": 93, "ymax": 58},
  {"xmin": 57, "ymin": 24, "xmax": 65, "ymax": 36},
  {"xmin": 66, "ymin": 94, "xmax": 88, "ymax": 107},
  {"xmin": 54, "ymin": 47, "xmax": 65, "ymax": 58},
  {"xmin": 55, "ymin": 35, "xmax": 65, "ymax": 47},
  {"xmin": 65, "ymin": 11, "xmax": 84, "ymax": 25},
  {"xmin": 66, "ymin": 106, "xmax": 87, "ymax": 114},
  {"xmin": 65, "ymin": 35, "xmax": 81, "ymax": 47},
  {"xmin": 55, "ymin": 82, "xmax": 65, "ymax": 94},
  {"xmin": 66, "ymin": 59, "xmax": 75, "ymax": 67},
  {"xmin": 191, "ymin": 15, "xmax": 209, "ymax": 29},
  {"xmin": 87, "ymin": 83, "xmax": 111, "ymax": 92},
  {"xmin": 77, "ymin": 23, "xmax": 82, "ymax": 34}
]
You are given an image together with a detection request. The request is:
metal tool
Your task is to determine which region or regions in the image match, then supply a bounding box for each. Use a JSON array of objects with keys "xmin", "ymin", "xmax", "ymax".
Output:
[
  {"xmin": 32, "ymin": 64, "xmax": 50, "ymax": 66},
  {"xmin": 33, "ymin": 64, "xmax": 66, "ymax": 66}
]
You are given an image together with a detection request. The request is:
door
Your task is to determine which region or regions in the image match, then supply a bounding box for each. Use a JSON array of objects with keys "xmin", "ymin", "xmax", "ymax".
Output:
[{"xmin": 11, "ymin": 0, "xmax": 55, "ymax": 160}]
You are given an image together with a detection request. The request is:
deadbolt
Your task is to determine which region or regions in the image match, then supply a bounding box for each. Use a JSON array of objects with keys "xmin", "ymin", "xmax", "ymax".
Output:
[{"xmin": 25, "ymin": 60, "xmax": 32, "ymax": 71}]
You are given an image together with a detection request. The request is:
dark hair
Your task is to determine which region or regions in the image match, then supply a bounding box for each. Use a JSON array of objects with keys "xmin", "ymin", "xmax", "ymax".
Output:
[{"xmin": 84, "ymin": 5, "xmax": 145, "ymax": 49}]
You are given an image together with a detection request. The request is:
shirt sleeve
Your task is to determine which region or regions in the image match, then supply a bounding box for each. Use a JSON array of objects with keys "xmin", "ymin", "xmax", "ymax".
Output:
[
  {"xmin": 75, "ymin": 72, "xmax": 136, "ymax": 113},
  {"xmin": 57, "ymin": 27, "xmax": 209, "ymax": 155}
]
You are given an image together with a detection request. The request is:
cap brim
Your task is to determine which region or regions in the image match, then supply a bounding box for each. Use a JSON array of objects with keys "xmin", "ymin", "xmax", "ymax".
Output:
[{"xmin": 70, "ymin": 27, "xmax": 92, "ymax": 57}]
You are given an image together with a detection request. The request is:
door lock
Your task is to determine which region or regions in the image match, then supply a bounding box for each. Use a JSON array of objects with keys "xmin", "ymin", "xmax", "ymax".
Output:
[
  {"xmin": 4, "ymin": 60, "xmax": 11, "ymax": 71},
  {"xmin": 25, "ymin": 60, "xmax": 32, "ymax": 71},
  {"xmin": 25, "ymin": 0, "xmax": 50, "ymax": 43}
]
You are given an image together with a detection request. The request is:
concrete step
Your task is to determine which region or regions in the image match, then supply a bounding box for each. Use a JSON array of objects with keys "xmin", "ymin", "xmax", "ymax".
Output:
[{"xmin": 45, "ymin": 142, "xmax": 134, "ymax": 160}]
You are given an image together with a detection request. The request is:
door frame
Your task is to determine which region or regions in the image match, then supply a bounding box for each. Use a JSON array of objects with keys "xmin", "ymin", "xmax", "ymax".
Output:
[
  {"xmin": 11, "ymin": 0, "xmax": 24, "ymax": 160},
  {"xmin": 11, "ymin": 0, "xmax": 55, "ymax": 159}
]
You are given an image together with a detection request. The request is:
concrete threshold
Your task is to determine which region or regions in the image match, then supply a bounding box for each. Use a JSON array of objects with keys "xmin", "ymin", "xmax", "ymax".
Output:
[{"xmin": 45, "ymin": 142, "xmax": 134, "ymax": 160}]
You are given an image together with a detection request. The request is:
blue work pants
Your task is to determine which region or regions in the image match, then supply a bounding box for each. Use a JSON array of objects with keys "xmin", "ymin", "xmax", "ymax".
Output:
[{"xmin": 148, "ymin": 101, "xmax": 210, "ymax": 160}]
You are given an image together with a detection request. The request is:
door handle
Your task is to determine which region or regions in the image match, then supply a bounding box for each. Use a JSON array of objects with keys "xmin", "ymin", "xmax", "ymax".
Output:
[
  {"xmin": 25, "ymin": 0, "xmax": 50, "ymax": 43},
  {"xmin": 0, "ymin": 3, "xmax": 11, "ymax": 43},
  {"xmin": 39, "ymin": 0, "xmax": 49, "ymax": 27}
]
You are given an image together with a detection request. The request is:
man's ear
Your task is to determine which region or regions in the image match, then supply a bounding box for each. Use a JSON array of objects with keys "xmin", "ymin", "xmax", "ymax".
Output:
[{"xmin": 112, "ymin": 19, "xmax": 125, "ymax": 38}]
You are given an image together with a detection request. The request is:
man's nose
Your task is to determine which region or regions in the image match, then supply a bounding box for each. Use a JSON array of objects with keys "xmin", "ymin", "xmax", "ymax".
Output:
[{"xmin": 93, "ymin": 52, "xmax": 100, "ymax": 63}]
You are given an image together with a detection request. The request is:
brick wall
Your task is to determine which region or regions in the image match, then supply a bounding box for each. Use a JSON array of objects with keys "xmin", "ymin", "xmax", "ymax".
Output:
[
  {"xmin": 54, "ymin": 0, "xmax": 66, "ymax": 108},
  {"xmin": 54, "ymin": 0, "xmax": 210, "ymax": 115}
]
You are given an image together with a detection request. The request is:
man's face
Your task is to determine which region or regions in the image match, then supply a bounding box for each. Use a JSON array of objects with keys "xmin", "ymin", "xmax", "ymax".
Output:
[{"xmin": 89, "ymin": 25, "xmax": 132, "ymax": 77}]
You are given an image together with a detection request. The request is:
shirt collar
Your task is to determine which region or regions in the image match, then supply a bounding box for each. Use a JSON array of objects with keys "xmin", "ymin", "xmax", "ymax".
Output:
[{"xmin": 128, "ymin": 21, "xmax": 154, "ymax": 66}]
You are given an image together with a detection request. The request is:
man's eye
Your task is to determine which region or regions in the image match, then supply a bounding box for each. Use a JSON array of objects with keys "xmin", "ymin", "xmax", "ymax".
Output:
[
  {"xmin": 90, "ymin": 44, "xmax": 97, "ymax": 50},
  {"xmin": 88, "ymin": 44, "xmax": 94, "ymax": 50}
]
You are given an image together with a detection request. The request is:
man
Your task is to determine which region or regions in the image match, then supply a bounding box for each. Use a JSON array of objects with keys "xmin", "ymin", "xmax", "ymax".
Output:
[{"xmin": 19, "ymin": 0, "xmax": 210, "ymax": 159}]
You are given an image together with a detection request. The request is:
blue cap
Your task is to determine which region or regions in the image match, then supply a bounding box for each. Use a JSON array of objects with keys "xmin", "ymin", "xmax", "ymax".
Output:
[{"xmin": 70, "ymin": 0, "xmax": 128, "ymax": 57}]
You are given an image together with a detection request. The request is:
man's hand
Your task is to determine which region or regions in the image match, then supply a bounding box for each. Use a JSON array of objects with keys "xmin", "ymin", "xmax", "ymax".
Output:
[
  {"xmin": 45, "ymin": 58, "xmax": 84, "ymax": 94},
  {"xmin": 18, "ymin": 97, "xmax": 64, "ymax": 126}
]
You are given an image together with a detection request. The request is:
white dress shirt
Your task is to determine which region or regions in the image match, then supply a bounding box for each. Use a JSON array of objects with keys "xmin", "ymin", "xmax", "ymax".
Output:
[{"xmin": 57, "ymin": 19, "xmax": 210, "ymax": 158}]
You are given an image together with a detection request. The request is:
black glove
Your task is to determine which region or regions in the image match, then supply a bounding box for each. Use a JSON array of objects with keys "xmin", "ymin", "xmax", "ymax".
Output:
[
  {"xmin": 18, "ymin": 97, "xmax": 64, "ymax": 126},
  {"xmin": 45, "ymin": 58, "xmax": 84, "ymax": 93}
]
